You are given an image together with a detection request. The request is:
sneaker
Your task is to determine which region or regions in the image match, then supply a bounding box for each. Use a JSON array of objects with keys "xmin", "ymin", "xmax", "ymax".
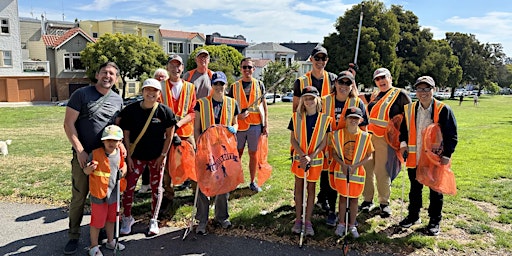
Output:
[
  {"xmin": 427, "ymin": 222, "xmax": 440, "ymax": 236},
  {"xmin": 138, "ymin": 184, "xmax": 150, "ymax": 193},
  {"xmin": 358, "ymin": 201, "xmax": 373, "ymax": 212},
  {"xmin": 88, "ymin": 245, "xmax": 103, "ymax": 256},
  {"xmin": 335, "ymin": 223, "xmax": 346, "ymax": 236},
  {"xmin": 305, "ymin": 221, "xmax": 315, "ymax": 236},
  {"xmin": 120, "ymin": 216, "xmax": 135, "ymax": 235},
  {"xmin": 399, "ymin": 216, "xmax": 422, "ymax": 228},
  {"xmin": 217, "ymin": 219, "xmax": 232, "ymax": 229},
  {"xmin": 63, "ymin": 239, "xmax": 79, "ymax": 255},
  {"xmin": 196, "ymin": 222, "xmax": 207, "ymax": 235},
  {"xmin": 379, "ymin": 204, "xmax": 392, "ymax": 218},
  {"xmin": 148, "ymin": 218, "xmax": 159, "ymax": 235},
  {"xmin": 315, "ymin": 200, "xmax": 330, "ymax": 212},
  {"xmin": 326, "ymin": 212, "xmax": 337, "ymax": 227},
  {"xmin": 349, "ymin": 226, "xmax": 360, "ymax": 238},
  {"xmin": 175, "ymin": 180, "xmax": 191, "ymax": 191},
  {"xmin": 291, "ymin": 219, "xmax": 302, "ymax": 234},
  {"xmin": 249, "ymin": 182, "xmax": 262, "ymax": 192},
  {"xmin": 105, "ymin": 240, "xmax": 125, "ymax": 251}
]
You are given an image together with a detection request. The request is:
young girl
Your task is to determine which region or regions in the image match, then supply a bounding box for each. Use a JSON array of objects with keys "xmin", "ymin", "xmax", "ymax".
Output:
[
  {"xmin": 83, "ymin": 125, "xmax": 127, "ymax": 256},
  {"xmin": 289, "ymin": 86, "xmax": 332, "ymax": 236},
  {"xmin": 329, "ymin": 108, "xmax": 374, "ymax": 238}
]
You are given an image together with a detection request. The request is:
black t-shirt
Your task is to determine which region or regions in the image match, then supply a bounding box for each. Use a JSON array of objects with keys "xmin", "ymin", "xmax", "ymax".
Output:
[
  {"xmin": 287, "ymin": 113, "xmax": 331, "ymax": 142},
  {"xmin": 334, "ymin": 98, "xmax": 369, "ymax": 127},
  {"xmin": 119, "ymin": 102, "xmax": 176, "ymax": 160},
  {"xmin": 194, "ymin": 98, "xmax": 240, "ymax": 124}
]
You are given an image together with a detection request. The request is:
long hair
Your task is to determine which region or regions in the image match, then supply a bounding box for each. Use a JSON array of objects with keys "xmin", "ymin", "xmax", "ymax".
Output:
[{"xmin": 296, "ymin": 96, "xmax": 322, "ymax": 116}]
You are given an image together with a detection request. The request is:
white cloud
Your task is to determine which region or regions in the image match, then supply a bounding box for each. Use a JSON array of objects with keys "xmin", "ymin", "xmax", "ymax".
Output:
[{"xmin": 77, "ymin": 0, "xmax": 134, "ymax": 11}]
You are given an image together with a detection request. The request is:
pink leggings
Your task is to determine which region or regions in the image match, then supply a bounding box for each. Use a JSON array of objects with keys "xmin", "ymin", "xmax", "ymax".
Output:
[{"xmin": 122, "ymin": 158, "xmax": 164, "ymax": 220}]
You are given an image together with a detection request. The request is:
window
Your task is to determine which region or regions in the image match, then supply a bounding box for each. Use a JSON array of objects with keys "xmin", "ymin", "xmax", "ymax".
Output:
[
  {"xmin": 127, "ymin": 82, "xmax": 136, "ymax": 94},
  {"xmin": 188, "ymin": 43, "xmax": 203, "ymax": 54},
  {"xmin": 0, "ymin": 50, "xmax": 12, "ymax": 66},
  {"xmin": 92, "ymin": 32, "xmax": 98, "ymax": 38},
  {"xmin": 148, "ymin": 35, "xmax": 154, "ymax": 41},
  {"xmin": 64, "ymin": 52, "xmax": 84, "ymax": 71},
  {"xmin": 1, "ymin": 18, "xmax": 9, "ymax": 34},
  {"xmin": 168, "ymin": 42, "xmax": 184, "ymax": 54}
]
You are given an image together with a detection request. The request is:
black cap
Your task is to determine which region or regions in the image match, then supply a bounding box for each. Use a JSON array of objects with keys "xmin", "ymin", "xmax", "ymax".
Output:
[
  {"xmin": 311, "ymin": 45, "xmax": 328, "ymax": 57},
  {"xmin": 300, "ymin": 86, "xmax": 319, "ymax": 97},
  {"xmin": 345, "ymin": 107, "xmax": 363, "ymax": 119},
  {"xmin": 337, "ymin": 70, "xmax": 355, "ymax": 83}
]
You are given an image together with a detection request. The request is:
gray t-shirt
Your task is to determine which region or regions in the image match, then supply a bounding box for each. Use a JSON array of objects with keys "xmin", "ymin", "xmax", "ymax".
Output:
[
  {"xmin": 183, "ymin": 69, "xmax": 212, "ymax": 99},
  {"xmin": 67, "ymin": 85, "xmax": 123, "ymax": 153},
  {"xmin": 88, "ymin": 149, "xmax": 122, "ymax": 205}
]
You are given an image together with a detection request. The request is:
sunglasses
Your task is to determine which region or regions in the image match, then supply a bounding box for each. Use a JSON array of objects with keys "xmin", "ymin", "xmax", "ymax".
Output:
[
  {"xmin": 213, "ymin": 82, "xmax": 225, "ymax": 86},
  {"xmin": 338, "ymin": 80, "xmax": 352, "ymax": 86},
  {"xmin": 416, "ymin": 87, "xmax": 432, "ymax": 92},
  {"xmin": 313, "ymin": 56, "xmax": 327, "ymax": 61},
  {"xmin": 374, "ymin": 75, "xmax": 386, "ymax": 81},
  {"xmin": 242, "ymin": 65, "xmax": 253, "ymax": 70}
]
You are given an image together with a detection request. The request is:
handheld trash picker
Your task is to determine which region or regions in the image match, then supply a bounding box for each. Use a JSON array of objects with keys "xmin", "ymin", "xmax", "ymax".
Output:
[
  {"xmin": 182, "ymin": 185, "xmax": 200, "ymax": 240},
  {"xmin": 113, "ymin": 169, "xmax": 121, "ymax": 256},
  {"xmin": 341, "ymin": 166, "xmax": 352, "ymax": 256},
  {"xmin": 298, "ymin": 164, "xmax": 311, "ymax": 248}
]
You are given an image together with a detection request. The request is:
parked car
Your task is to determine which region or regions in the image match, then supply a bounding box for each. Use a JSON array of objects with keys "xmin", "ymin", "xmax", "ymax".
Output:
[
  {"xmin": 434, "ymin": 91, "xmax": 450, "ymax": 100},
  {"xmin": 123, "ymin": 95, "xmax": 143, "ymax": 106},
  {"xmin": 282, "ymin": 92, "xmax": 293, "ymax": 102},
  {"xmin": 409, "ymin": 92, "xmax": 417, "ymax": 100},
  {"xmin": 265, "ymin": 94, "xmax": 281, "ymax": 104}
]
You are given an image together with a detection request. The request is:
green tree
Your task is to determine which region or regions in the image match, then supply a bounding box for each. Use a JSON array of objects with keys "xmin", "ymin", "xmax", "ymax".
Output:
[
  {"xmin": 80, "ymin": 33, "xmax": 167, "ymax": 99},
  {"xmin": 260, "ymin": 61, "xmax": 299, "ymax": 103},
  {"xmin": 186, "ymin": 45, "xmax": 244, "ymax": 85}
]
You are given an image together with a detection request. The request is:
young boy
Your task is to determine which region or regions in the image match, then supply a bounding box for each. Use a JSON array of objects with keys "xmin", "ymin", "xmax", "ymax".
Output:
[
  {"xmin": 329, "ymin": 108, "xmax": 374, "ymax": 238},
  {"xmin": 83, "ymin": 125, "xmax": 127, "ymax": 256}
]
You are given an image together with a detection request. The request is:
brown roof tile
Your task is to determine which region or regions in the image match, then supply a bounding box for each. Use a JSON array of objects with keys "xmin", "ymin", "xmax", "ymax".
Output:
[
  {"xmin": 42, "ymin": 27, "xmax": 96, "ymax": 48},
  {"xmin": 160, "ymin": 29, "xmax": 205, "ymax": 40}
]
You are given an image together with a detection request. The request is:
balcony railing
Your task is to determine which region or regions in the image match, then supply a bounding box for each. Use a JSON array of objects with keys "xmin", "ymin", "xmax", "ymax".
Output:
[{"xmin": 22, "ymin": 60, "xmax": 50, "ymax": 73}]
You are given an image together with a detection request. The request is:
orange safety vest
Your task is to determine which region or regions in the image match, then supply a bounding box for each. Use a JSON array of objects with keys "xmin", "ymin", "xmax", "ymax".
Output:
[
  {"xmin": 161, "ymin": 79, "xmax": 195, "ymax": 137},
  {"xmin": 328, "ymin": 129, "xmax": 371, "ymax": 198},
  {"xmin": 89, "ymin": 148, "xmax": 126, "ymax": 199},
  {"xmin": 290, "ymin": 112, "xmax": 331, "ymax": 181},
  {"xmin": 185, "ymin": 68, "xmax": 213, "ymax": 82},
  {"xmin": 231, "ymin": 78, "xmax": 263, "ymax": 131},
  {"xmin": 321, "ymin": 94, "xmax": 361, "ymax": 131},
  {"xmin": 197, "ymin": 96, "xmax": 237, "ymax": 132},
  {"xmin": 404, "ymin": 100, "xmax": 445, "ymax": 168},
  {"xmin": 367, "ymin": 87, "xmax": 401, "ymax": 137},
  {"xmin": 298, "ymin": 71, "xmax": 332, "ymax": 97}
]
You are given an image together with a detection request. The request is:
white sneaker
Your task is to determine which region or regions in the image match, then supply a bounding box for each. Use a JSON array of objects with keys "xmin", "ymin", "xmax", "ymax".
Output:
[
  {"xmin": 88, "ymin": 245, "xmax": 103, "ymax": 256},
  {"xmin": 349, "ymin": 226, "xmax": 360, "ymax": 238},
  {"xmin": 138, "ymin": 184, "xmax": 150, "ymax": 193},
  {"xmin": 120, "ymin": 216, "xmax": 134, "ymax": 235},
  {"xmin": 148, "ymin": 218, "xmax": 159, "ymax": 235},
  {"xmin": 105, "ymin": 240, "xmax": 125, "ymax": 251}
]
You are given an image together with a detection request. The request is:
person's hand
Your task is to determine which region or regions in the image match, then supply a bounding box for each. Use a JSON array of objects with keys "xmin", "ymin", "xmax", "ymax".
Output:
[
  {"xmin": 126, "ymin": 157, "xmax": 135, "ymax": 172},
  {"xmin": 77, "ymin": 150, "xmax": 88, "ymax": 169},
  {"xmin": 440, "ymin": 157, "xmax": 450, "ymax": 165},
  {"xmin": 399, "ymin": 146, "xmax": 408, "ymax": 160},
  {"xmin": 300, "ymin": 155, "xmax": 311, "ymax": 169},
  {"xmin": 262, "ymin": 125, "xmax": 268, "ymax": 135},
  {"xmin": 172, "ymin": 134, "xmax": 182, "ymax": 146},
  {"xmin": 239, "ymin": 110, "xmax": 249, "ymax": 120},
  {"xmin": 83, "ymin": 160, "xmax": 98, "ymax": 175},
  {"xmin": 227, "ymin": 126, "xmax": 237, "ymax": 134}
]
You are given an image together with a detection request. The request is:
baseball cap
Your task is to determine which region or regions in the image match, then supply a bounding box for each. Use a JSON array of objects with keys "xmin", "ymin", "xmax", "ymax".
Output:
[
  {"xmin": 101, "ymin": 125, "xmax": 123, "ymax": 141},
  {"xmin": 301, "ymin": 86, "xmax": 319, "ymax": 98},
  {"xmin": 337, "ymin": 70, "xmax": 355, "ymax": 83},
  {"xmin": 311, "ymin": 45, "xmax": 328, "ymax": 57},
  {"xmin": 211, "ymin": 71, "xmax": 227, "ymax": 85},
  {"xmin": 141, "ymin": 78, "xmax": 162, "ymax": 91},
  {"xmin": 373, "ymin": 68, "xmax": 391, "ymax": 80},
  {"xmin": 413, "ymin": 76, "xmax": 435, "ymax": 88},
  {"xmin": 195, "ymin": 49, "xmax": 209, "ymax": 58},
  {"xmin": 168, "ymin": 54, "xmax": 183, "ymax": 64},
  {"xmin": 345, "ymin": 107, "xmax": 363, "ymax": 119}
]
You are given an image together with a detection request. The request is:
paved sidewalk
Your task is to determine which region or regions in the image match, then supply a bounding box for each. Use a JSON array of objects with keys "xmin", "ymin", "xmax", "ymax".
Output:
[{"xmin": 0, "ymin": 202, "xmax": 348, "ymax": 256}]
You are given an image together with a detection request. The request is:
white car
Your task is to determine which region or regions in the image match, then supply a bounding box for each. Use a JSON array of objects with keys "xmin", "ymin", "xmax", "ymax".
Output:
[{"xmin": 265, "ymin": 94, "xmax": 281, "ymax": 104}]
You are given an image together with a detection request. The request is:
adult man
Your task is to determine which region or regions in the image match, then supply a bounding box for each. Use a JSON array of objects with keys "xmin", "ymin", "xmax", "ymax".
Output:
[
  {"xmin": 160, "ymin": 55, "xmax": 197, "ymax": 209},
  {"xmin": 398, "ymin": 76, "xmax": 457, "ymax": 236},
  {"xmin": 228, "ymin": 57, "xmax": 268, "ymax": 192},
  {"xmin": 183, "ymin": 49, "xmax": 213, "ymax": 99},
  {"xmin": 292, "ymin": 45, "xmax": 337, "ymax": 213},
  {"xmin": 360, "ymin": 67, "xmax": 411, "ymax": 218},
  {"xmin": 63, "ymin": 62, "xmax": 123, "ymax": 254}
]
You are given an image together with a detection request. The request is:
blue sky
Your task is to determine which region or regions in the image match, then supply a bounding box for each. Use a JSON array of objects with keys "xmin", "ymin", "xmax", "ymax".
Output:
[{"xmin": 17, "ymin": 0, "xmax": 512, "ymax": 57}]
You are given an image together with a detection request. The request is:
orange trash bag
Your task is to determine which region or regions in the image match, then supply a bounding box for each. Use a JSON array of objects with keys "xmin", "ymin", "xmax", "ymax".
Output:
[
  {"xmin": 195, "ymin": 125, "xmax": 244, "ymax": 197},
  {"xmin": 416, "ymin": 123, "xmax": 457, "ymax": 195},
  {"xmin": 256, "ymin": 135, "xmax": 272, "ymax": 187},
  {"xmin": 168, "ymin": 140, "xmax": 197, "ymax": 185},
  {"xmin": 386, "ymin": 114, "xmax": 405, "ymax": 163}
]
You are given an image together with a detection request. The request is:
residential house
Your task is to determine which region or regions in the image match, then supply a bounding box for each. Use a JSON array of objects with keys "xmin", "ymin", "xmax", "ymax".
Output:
[
  {"xmin": 79, "ymin": 19, "xmax": 160, "ymax": 43},
  {"xmin": 280, "ymin": 42, "xmax": 319, "ymax": 77},
  {"xmin": 206, "ymin": 32, "xmax": 249, "ymax": 53},
  {"xmin": 0, "ymin": 0, "xmax": 50, "ymax": 102},
  {"xmin": 244, "ymin": 42, "xmax": 296, "ymax": 67},
  {"xmin": 160, "ymin": 29, "xmax": 205, "ymax": 67}
]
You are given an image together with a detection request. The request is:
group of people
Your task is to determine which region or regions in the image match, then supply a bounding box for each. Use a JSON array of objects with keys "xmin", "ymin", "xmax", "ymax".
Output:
[
  {"xmin": 63, "ymin": 51, "xmax": 268, "ymax": 255},
  {"xmin": 62, "ymin": 44, "xmax": 458, "ymax": 255},
  {"xmin": 288, "ymin": 46, "xmax": 458, "ymax": 239}
]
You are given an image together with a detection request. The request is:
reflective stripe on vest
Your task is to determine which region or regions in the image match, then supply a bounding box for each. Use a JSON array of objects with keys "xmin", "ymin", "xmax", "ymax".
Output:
[
  {"xmin": 162, "ymin": 80, "xmax": 195, "ymax": 137},
  {"xmin": 231, "ymin": 78, "xmax": 263, "ymax": 131},
  {"xmin": 404, "ymin": 100, "xmax": 445, "ymax": 168},
  {"xmin": 322, "ymin": 94, "xmax": 360, "ymax": 131},
  {"xmin": 368, "ymin": 87, "xmax": 401, "ymax": 137},
  {"xmin": 298, "ymin": 71, "xmax": 331, "ymax": 97},
  {"xmin": 198, "ymin": 96, "xmax": 236, "ymax": 133},
  {"xmin": 90, "ymin": 148, "xmax": 126, "ymax": 199}
]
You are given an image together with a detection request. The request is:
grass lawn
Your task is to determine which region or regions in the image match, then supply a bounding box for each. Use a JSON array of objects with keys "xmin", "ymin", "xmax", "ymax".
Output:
[{"xmin": 0, "ymin": 95, "xmax": 511, "ymax": 255}]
